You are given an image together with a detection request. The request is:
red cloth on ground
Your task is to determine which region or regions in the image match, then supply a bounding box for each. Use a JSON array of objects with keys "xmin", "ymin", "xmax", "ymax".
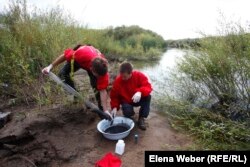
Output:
[{"xmin": 95, "ymin": 152, "xmax": 122, "ymax": 167}]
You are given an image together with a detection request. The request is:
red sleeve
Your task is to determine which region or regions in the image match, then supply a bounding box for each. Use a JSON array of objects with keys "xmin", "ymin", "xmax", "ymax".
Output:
[
  {"xmin": 110, "ymin": 78, "xmax": 121, "ymax": 110},
  {"xmin": 64, "ymin": 48, "xmax": 74, "ymax": 62},
  {"xmin": 97, "ymin": 73, "xmax": 109, "ymax": 91},
  {"xmin": 136, "ymin": 72, "xmax": 153, "ymax": 97}
]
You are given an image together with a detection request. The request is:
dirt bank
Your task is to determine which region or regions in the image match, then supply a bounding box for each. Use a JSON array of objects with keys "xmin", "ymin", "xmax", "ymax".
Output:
[{"xmin": 0, "ymin": 103, "xmax": 192, "ymax": 167}]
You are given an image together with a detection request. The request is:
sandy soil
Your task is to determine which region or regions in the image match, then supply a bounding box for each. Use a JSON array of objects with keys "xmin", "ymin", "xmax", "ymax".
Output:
[{"xmin": 0, "ymin": 104, "xmax": 192, "ymax": 167}]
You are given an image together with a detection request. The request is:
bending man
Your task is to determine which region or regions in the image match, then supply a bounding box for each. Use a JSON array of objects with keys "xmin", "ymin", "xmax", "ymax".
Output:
[{"xmin": 42, "ymin": 44, "xmax": 112, "ymax": 119}]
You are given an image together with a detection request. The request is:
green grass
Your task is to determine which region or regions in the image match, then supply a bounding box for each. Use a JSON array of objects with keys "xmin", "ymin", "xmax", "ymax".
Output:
[{"xmin": 156, "ymin": 98, "xmax": 250, "ymax": 150}]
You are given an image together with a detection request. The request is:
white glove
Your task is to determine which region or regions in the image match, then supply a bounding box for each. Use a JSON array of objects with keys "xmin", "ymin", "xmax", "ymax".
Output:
[
  {"xmin": 104, "ymin": 110, "xmax": 113, "ymax": 120},
  {"xmin": 42, "ymin": 64, "xmax": 53, "ymax": 75},
  {"xmin": 111, "ymin": 108, "xmax": 117, "ymax": 118},
  {"xmin": 132, "ymin": 92, "xmax": 142, "ymax": 103}
]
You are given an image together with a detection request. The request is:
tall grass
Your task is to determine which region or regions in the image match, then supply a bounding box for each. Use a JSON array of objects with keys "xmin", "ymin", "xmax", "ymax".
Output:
[
  {"xmin": 156, "ymin": 21, "xmax": 250, "ymax": 150},
  {"xmin": 177, "ymin": 24, "xmax": 250, "ymax": 119},
  {"xmin": 0, "ymin": 0, "xmax": 82, "ymax": 103},
  {"xmin": 156, "ymin": 98, "xmax": 250, "ymax": 150}
]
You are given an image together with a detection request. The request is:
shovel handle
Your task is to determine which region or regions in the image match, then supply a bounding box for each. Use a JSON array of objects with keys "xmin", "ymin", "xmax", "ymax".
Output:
[{"xmin": 84, "ymin": 101, "xmax": 111, "ymax": 120}]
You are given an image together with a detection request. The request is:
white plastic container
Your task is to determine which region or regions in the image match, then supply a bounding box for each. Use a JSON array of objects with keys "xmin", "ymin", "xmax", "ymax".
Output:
[{"xmin": 115, "ymin": 140, "xmax": 125, "ymax": 155}]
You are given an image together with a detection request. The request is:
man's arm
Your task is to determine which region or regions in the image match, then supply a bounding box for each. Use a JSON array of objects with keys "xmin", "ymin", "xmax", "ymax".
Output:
[
  {"xmin": 110, "ymin": 81, "xmax": 121, "ymax": 110},
  {"xmin": 42, "ymin": 54, "xmax": 66, "ymax": 74},
  {"xmin": 136, "ymin": 72, "xmax": 153, "ymax": 97},
  {"xmin": 100, "ymin": 89, "xmax": 110, "ymax": 111},
  {"xmin": 51, "ymin": 54, "xmax": 66, "ymax": 67}
]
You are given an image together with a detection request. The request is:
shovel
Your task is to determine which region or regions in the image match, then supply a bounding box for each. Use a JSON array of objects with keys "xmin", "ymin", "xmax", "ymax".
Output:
[
  {"xmin": 47, "ymin": 72, "xmax": 111, "ymax": 120},
  {"xmin": 48, "ymin": 72, "xmax": 83, "ymax": 100}
]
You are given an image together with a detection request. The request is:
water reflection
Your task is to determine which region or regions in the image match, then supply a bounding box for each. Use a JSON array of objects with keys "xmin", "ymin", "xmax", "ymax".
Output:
[{"xmin": 136, "ymin": 49, "xmax": 186, "ymax": 93}]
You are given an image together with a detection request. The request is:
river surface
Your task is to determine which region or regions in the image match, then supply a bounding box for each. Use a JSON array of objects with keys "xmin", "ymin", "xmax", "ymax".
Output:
[{"xmin": 135, "ymin": 48, "xmax": 187, "ymax": 94}]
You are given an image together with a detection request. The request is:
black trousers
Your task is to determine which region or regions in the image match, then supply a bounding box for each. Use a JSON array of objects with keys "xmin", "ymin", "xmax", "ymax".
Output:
[
  {"xmin": 121, "ymin": 95, "xmax": 151, "ymax": 118},
  {"xmin": 58, "ymin": 62, "xmax": 103, "ymax": 110}
]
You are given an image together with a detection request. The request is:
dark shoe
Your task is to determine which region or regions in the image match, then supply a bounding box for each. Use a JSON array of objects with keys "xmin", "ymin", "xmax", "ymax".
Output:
[{"xmin": 138, "ymin": 117, "xmax": 146, "ymax": 130}]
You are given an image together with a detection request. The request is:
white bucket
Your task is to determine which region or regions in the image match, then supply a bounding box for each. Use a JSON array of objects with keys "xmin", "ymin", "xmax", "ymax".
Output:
[{"xmin": 97, "ymin": 117, "xmax": 134, "ymax": 140}]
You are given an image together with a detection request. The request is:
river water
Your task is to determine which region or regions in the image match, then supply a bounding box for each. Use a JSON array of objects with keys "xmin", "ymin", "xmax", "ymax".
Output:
[
  {"xmin": 136, "ymin": 48, "xmax": 249, "ymax": 115},
  {"xmin": 136, "ymin": 48, "xmax": 187, "ymax": 94}
]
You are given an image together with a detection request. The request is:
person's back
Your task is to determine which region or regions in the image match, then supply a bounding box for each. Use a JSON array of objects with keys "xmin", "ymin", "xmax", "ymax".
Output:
[{"xmin": 64, "ymin": 45, "xmax": 105, "ymax": 71}]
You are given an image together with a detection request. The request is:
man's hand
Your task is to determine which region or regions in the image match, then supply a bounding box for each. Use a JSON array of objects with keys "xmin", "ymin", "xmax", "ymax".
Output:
[
  {"xmin": 104, "ymin": 110, "xmax": 113, "ymax": 120},
  {"xmin": 42, "ymin": 64, "xmax": 53, "ymax": 75},
  {"xmin": 111, "ymin": 108, "xmax": 117, "ymax": 118},
  {"xmin": 132, "ymin": 92, "xmax": 142, "ymax": 103}
]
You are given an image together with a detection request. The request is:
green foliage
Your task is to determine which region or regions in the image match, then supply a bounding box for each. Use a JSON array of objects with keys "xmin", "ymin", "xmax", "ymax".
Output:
[
  {"xmin": 104, "ymin": 25, "xmax": 166, "ymax": 60},
  {"xmin": 166, "ymin": 38, "xmax": 201, "ymax": 48},
  {"xmin": 0, "ymin": 0, "xmax": 82, "ymax": 102},
  {"xmin": 74, "ymin": 26, "xmax": 166, "ymax": 61},
  {"xmin": 156, "ymin": 21, "xmax": 250, "ymax": 150},
  {"xmin": 177, "ymin": 30, "xmax": 250, "ymax": 118},
  {"xmin": 156, "ymin": 97, "xmax": 250, "ymax": 150}
]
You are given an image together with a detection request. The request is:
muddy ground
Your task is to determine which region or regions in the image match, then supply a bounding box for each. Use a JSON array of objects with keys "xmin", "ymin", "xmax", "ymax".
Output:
[
  {"xmin": 0, "ymin": 105, "xmax": 192, "ymax": 167},
  {"xmin": 0, "ymin": 71, "xmax": 192, "ymax": 167}
]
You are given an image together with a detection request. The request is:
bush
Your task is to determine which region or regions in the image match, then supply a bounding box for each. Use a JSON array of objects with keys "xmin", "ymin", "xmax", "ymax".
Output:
[
  {"xmin": 156, "ymin": 21, "xmax": 250, "ymax": 150},
  {"xmin": 105, "ymin": 25, "xmax": 166, "ymax": 60},
  {"xmin": 174, "ymin": 24, "xmax": 250, "ymax": 120},
  {"xmin": 0, "ymin": 0, "xmax": 82, "ymax": 102}
]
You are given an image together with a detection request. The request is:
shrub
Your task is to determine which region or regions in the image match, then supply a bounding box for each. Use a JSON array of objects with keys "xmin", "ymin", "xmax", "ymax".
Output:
[
  {"xmin": 105, "ymin": 25, "xmax": 166, "ymax": 60},
  {"xmin": 174, "ymin": 23, "xmax": 250, "ymax": 120},
  {"xmin": 156, "ymin": 21, "xmax": 250, "ymax": 149},
  {"xmin": 0, "ymin": 0, "xmax": 83, "ymax": 102}
]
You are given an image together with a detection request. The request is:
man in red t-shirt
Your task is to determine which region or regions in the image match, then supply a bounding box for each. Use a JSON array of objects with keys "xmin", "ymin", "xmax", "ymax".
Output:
[
  {"xmin": 110, "ymin": 62, "xmax": 152, "ymax": 130},
  {"xmin": 42, "ymin": 44, "xmax": 112, "ymax": 119}
]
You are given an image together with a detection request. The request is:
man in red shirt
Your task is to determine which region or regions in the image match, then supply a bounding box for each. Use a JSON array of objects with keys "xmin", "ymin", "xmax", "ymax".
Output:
[
  {"xmin": 110, "ymin": 62, "xmax": 152, "ymax": 130},
  {"xmin": 42, "ymin": 44, "xmax": 112, "ymax": 119}
]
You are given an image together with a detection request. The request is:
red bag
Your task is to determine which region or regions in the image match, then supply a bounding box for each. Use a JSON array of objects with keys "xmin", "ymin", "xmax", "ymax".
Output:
[{"xmin": 95, "ymin": 152, "xmax": 122, "ymax": 167}]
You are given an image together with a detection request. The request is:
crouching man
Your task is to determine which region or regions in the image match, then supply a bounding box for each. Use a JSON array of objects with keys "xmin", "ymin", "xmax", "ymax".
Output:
[{"xmin": 110, "ymin": 62, "xmax": 152, "ymax": 130}]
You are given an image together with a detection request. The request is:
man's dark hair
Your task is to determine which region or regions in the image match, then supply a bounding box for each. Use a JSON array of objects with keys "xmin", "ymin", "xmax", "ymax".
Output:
[
  {"xmin": 92, "ymin": 57, "xmax": 108, "ymax": 76},
  {"xmin": 120, "ymin": 62, "xmax": 133, "ymax": 74},
  {"xmin": 73, "ymin": 44, "xmax": 83, "ymax": 51}
]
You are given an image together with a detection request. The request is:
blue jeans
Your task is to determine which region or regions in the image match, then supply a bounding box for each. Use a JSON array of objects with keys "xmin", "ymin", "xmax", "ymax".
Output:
[{"xmin": 121, "ymin": 95, "xmax": 151, "ymax": 118}]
